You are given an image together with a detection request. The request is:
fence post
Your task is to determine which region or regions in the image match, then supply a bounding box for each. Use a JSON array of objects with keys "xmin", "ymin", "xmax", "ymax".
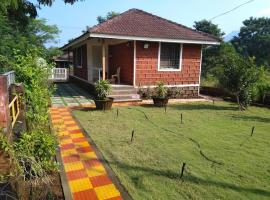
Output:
[{"xmin": 0, "ymin": 75, "xmax": 10, "ymax": 135}]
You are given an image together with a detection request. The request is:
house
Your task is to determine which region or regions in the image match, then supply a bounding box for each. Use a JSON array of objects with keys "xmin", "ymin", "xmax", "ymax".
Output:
[
  {"xmin": 53, "ymin": 52, "xmax": 73, "ymax": 68},
  {"xmin": 61, "ymin": 9, "xmax": 220, "ymax": 100}
]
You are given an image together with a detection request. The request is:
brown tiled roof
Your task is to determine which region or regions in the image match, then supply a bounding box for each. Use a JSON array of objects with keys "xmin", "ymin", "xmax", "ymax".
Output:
[{"xmin": 89, "ymin": 9, "xmax": 219, "ymax": 42}]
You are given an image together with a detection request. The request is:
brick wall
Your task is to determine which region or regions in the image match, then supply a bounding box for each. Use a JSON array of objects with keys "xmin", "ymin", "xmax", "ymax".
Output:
[
  {"xmin": 73, "ymin": 44, "xmax": 88, "ymax": 80},
  {"xmin": 135, "ymin": 41, "xmax": 202, "ymax": 86},
  {"xmin": 0, "ymin": 76, "xmax": 9, "ymax": 132},
  {"xmin": 109, "ymin": 42, "xmax": 134, "ymax": 85}
]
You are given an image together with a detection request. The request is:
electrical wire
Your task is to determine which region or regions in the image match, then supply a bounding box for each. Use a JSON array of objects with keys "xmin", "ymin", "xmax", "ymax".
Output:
[{"xmin": 209, "ymin": 0, "xmax": 256, "ymax": 20}]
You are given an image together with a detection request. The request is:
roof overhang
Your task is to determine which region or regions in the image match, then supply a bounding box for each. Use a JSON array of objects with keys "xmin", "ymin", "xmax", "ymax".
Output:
[
  {"xmin": 90, "ymin": 33, "xmax": 220, "ymax": 45},
  {"xmin": 61, "ymin": 32, "xmax": 220, "ymax": 51},
  {"xmin": 61, "ymin": 33, "xmax": 90, "ymax": 51}
]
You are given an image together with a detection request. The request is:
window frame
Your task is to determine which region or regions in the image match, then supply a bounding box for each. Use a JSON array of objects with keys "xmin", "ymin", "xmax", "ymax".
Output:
[
  {"xmin": 157, "ymin": 42, "xmax": 183, "ymax": 71},
  {"xmin": 75, "ymin": 46, "xmax": 83, "ymax": 68}
]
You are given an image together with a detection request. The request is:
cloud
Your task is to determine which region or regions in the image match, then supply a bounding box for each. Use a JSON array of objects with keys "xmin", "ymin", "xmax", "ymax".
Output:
[{"xmin": 257, "ymin": 7, "xmax": 270, "ymax": 16}]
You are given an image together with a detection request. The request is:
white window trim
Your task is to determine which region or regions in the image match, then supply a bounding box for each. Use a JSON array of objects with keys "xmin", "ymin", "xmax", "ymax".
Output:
[{"xmin": 158, "ymin": 42, "xmax": 183, "ymax": 72}]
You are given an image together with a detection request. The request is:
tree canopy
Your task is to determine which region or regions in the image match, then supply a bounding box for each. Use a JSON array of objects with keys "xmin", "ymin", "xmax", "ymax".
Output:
[
  {"xmin": 193, "ymin": 20, "xmax": 224, "ymax": 77},
  {"xmin": 97, "ymin": 11, "xmax": 120, "ymax": 24},
  {"xmin": 0, "ymin": 0, "xmax": 60, "ymax": 70},
  {"xmin": 232, "ymin": 17, "xmax": 270, "ymax": 68},
  {"xmin": 194, "ymin": 19, "xmax": 225, "ymax": 39}
]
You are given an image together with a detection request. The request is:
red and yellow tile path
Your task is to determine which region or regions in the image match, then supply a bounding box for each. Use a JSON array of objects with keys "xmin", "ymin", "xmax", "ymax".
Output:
[{"xmin": 50, "ymin": 107, "xmax": 123, "ymax": 200}]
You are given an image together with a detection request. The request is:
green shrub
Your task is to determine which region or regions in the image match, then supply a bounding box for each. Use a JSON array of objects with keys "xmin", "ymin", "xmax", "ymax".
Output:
[
  {"xmin": 252, "ymin": 70, "xmax": 270, "ymax": 103},
  {"xmin": 94, "ymin": 80, "xmax": 111, "ymax": 100},
  {"xmin": 155, "ymin": 81, "xmax": 168, "ymax": 98},
  {"xmin": 13, "ymin": 49, "xmax": 54, "ymax": 129},
  {"xmin": 217, "ymin": 44, "xmax": 262, "ymax": 110},
  {"xmin": 14, "ymin": 130, "xmax": 58, "ymax": 172}
]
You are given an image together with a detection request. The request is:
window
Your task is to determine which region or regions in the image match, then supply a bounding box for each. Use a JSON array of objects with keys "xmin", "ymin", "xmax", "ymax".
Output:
[
  {"xmin": 75, "ymin": 46, "xmax": 83, "ymax": 68},
  {"xmin": 158, "ymin": 42, "xmax": 182, "ymax": 71}
]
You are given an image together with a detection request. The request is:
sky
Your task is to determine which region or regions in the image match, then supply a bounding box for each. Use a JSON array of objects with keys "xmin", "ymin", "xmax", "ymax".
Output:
[{"xmin": 33, "ymin": 0, "xmax": 270, "ymax": 47}]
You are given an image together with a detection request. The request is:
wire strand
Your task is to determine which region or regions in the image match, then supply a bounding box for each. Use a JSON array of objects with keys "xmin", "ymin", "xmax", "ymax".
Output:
[{"xmin": 209, "ymin": 0, "xmax": 255, "ymax": 21}]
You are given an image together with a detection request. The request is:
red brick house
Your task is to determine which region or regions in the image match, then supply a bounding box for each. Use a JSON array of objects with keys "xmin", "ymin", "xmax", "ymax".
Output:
[{"xmin": 61, "ymin": 9, "xmax": 219, "ymax": 99}]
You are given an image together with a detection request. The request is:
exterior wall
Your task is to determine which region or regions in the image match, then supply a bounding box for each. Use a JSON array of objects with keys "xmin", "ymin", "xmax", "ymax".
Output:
[
  {"xmin": 73, "ymin": 44, "xmax": 88, "ymax": 80},
  {"xmin": 109, "ymin": 42, "xmax": 134, "ymax": 85},
  {"xmin": 0, "ymin": 76, "xmax": 9, "ymax": 132},
  {"xmin": 135, "ymin": 41, "xmax": 202, "ymax": 86}
]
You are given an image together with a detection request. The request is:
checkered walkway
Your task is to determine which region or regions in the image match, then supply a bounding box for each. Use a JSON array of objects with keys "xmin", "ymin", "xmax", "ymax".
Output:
[
  {"xmin": 50, "ymin": 107, "xmax": 122, "ymax": 200},
  {"xmin": 51, "ymin": 83, "xmax": 94, "ymax": 107}
]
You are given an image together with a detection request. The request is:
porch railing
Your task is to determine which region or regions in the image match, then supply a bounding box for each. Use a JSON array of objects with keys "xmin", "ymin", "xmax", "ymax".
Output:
[
  {"xmin": 92, "ymin": 67, "xmax": 102, "ymax": 82},
  {"xmin": 49, "ymin": 68, "xmax": 69, "ymax": 81},
  {"xmin": 9, "ymin": 95, "xmax": 20, "ymax": 128},
  {"xmin": 3, "ymin": 71, "xmax": 15, "ymax": 89}
]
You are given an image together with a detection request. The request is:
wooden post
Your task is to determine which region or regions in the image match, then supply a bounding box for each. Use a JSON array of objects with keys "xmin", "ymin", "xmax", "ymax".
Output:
[
  {"xmin": 251, "ymin": 126, "xmax": 255, "ymax": 136},
  {"xmin": 131, "ymin": 130, "xmax": 135, "ymax": 143},
  {"xmin": 180, "ymin": 162, "xmax": 186, "ymax": 179},
  {"xmin": 102, "ymin": 39, "xmax": 106, "ymax": 80}
]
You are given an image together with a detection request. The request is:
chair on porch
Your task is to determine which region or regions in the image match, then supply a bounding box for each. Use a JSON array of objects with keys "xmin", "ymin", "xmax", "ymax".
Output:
[{"xmin": 110, "ymin": 67, "xmax": 121, "ymax": 84}]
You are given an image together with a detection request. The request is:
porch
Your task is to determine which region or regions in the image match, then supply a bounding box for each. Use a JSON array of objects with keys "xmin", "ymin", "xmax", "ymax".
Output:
[
  {"xmin": 50, "ymin": 81, "xmax": 141, "ymax": 108},
  {"xmin": 67, "ymin": 37, "xmax": 136, "ymax": 85}
]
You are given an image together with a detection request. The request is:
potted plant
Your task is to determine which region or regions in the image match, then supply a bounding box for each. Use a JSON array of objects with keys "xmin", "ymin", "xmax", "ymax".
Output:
[
  {"xmin": 152, "ymin": 82, "xmax": 169, "ymax": 107},
  {"xmin": 94, "ymin": 80, "xmax": 114, "ymax": 110}
]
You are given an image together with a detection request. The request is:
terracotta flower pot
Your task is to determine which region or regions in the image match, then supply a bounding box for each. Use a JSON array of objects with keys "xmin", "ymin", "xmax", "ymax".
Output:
[
  {"xmin": 152, "ymin": 97, "xmax": 169, "ymax": 107},
  {"xmin": 94, "ymin": 97, "xmax": 114, "ymax": 110}
]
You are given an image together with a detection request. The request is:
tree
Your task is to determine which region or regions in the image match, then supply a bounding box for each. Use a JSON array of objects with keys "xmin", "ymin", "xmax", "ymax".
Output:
[
  {"xmin": 194, "ymin": 19, "xmax": 225, "ymax": 39},
  {"xmin": 97, "ymin": 11, "xmax": 120, "ymax": 24},
  {"xmin": 0, "ymin": 15, "xmax": 59, "ymax": 66},
  {"xmin": 232, "ymin": 17, "xmax": 270, "ymax": 68},
  {"xmin": 1, "ymin": 0, "xmax": 85, "ymax": 29},
  {"xmin": 193, "ymin": 20, "xmax": 224, "ymax": 78},
  {"xmin": 217, "ymin": 44, "xmax": 262, "ymax": 110}
]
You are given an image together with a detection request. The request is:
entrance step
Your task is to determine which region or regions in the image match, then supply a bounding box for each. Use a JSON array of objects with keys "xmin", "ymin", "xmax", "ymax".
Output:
[
  {"xmin": 110, "ymin": 85, "xmax": 141, "ymax": 102},
  {"xmin": 110, "ymin": 89, "xmax": 138, "ymax": 95}
]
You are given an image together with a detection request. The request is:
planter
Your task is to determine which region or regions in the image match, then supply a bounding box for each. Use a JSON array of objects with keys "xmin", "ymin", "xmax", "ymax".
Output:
[
  {"xmin": 152, "ymin": 97, "xmax": 169, "ymax": 107},
  {"xmin": 94, "ymin": 97, "xmax": 114, "ymax": 110}
]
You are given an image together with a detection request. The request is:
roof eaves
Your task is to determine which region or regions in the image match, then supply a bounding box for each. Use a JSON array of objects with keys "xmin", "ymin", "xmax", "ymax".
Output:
[
  {"xmin": 60, "ymin": 31, "xmax": 90, "ymax": 51},
  {"xmin": 89, "ymin": 32, "xmax": 220, "ymax": 45}
]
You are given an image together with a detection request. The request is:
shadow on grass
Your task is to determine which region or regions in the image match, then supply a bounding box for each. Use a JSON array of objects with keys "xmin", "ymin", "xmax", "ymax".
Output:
[
  {"xmin": 168, "ymin": 103, "xmax": 238, "ymax": 111},
  {"xmin": 108, "ymin": 159, "xmax": 270, "ymax": 197},
  {"xmin": 230, "ymin": 115, "xmax": 270, "ymax": 123}
]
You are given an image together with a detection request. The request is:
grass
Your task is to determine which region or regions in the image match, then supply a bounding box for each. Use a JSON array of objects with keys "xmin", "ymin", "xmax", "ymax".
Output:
[{"xmin": 73, "ymin": 101, "xmax": 270, "ymax": 200}]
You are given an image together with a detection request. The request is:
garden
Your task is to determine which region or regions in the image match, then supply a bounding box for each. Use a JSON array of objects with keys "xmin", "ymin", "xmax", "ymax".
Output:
[{"xmin": 73, "ymin": 102, "xmax": 270, "ymax": 200}]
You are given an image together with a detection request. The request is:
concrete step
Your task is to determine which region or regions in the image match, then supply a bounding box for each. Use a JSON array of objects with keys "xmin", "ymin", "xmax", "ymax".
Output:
[
  {"xmin": 109, "ymin": 94, "xmax": 141, "ymax": 99},
  {"xmin": 113, "ymin": 98, "xmax": 142, "ymax": 103},
  {"xmin": 111, "ymin": 85, "xmax": 136, "ymax": 90},
  {"xmin": 111, "ymin": 89, "xmax": 138, "ymax": 95},
  {"xmin": 110, "ymin": 85, "xmax": 141, "ymax": 102}
]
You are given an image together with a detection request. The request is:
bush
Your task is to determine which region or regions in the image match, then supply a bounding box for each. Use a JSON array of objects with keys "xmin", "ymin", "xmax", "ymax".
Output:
[
  {"xmin": 14, "ymin": 130, "xmax": 58, "ymax": 172},
  {"xmin": 94, "ymin": 80, "xmax": 111, "ymax": 100},
  {"xmin": 217, "ymin": 44, "xmax": 262, "ymax": 110},
  {"xmin": 155, "ymin": 82, "xmax": 168, "ymax": 98},
  {"xmin": 13, "ymin": 49, "xmax": 54, "ymax": 129},
  {"xmin": 252, "ymin": 70, "xmax": 270, "ymax": 103}
]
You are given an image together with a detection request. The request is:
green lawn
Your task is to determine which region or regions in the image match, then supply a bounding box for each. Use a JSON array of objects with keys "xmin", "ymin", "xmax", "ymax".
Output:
[{"xmin": 73, "ymin": 102, "xmax": 270, "ymax": 200}]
